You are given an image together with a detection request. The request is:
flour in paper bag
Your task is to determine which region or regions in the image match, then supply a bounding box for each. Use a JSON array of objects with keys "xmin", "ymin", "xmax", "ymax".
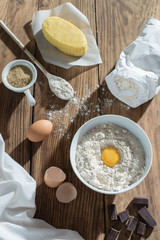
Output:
[{"xmin": 105, "ymin": 17, "xmax": 160, "ymax": 108}]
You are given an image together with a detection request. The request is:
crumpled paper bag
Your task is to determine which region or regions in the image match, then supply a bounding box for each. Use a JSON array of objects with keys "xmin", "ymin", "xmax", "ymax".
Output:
[
  {"xmin": 32, "ymin": 2, "xmax": 102, "ymax": 69},
  {"xmin": 0, "ymin": 134, "xmax": 83, "ymax": 240},
  {"xmin": 105, "ymin": 17, "xmax": 160, "ymax": 108}
]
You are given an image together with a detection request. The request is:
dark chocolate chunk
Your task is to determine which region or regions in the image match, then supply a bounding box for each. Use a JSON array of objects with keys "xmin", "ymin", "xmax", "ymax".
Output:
[
  {"xmin": 126, "ymin": 216, "xmax": 138, "ymax": 231},
  {"xmin": 118, "ymin": 210, "xmax": 130, "ymax": 223},
  {"xmin": 137, "ymin": 221, "xmax": 146, "ymax": 236},
  {"xmin": 133, "ymin": 197, "xmax": 149, "ymax": 207},
  {"xmin": 138, "ymin": 206, "xmax": 157, "ymax": 228},
  {"xmin": 107, "ymin": 228, "xmax": 119, "ymax": 240},
  {"xmin": 108, "ymin": 204, "xmax": 118, "ymax": 221}
]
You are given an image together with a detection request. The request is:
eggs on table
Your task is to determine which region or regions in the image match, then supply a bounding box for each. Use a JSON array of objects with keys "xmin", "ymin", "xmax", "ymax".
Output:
[
  {"xmin": 44, "ymin": 166, "xmax": 66, "ymax": 188},
  {"xmin": 27, "ymin": 120, "xmax": 77, "ymax": 203},
  {"xmin": 44, "ymin": 166, "xmax": 77, "ymax": 203},
  {"xmin": 27, "ymin": 119, "xmax": 53, "ymax": 142},
  {"xmin": 56, "ymin": 182, "xmax": 77, "ymax": 203}
]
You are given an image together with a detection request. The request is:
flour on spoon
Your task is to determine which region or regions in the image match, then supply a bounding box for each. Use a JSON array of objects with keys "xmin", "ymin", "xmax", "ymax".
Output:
[{"xmin": 49, "ymin": 76, "xmax": 74, "ymax": 100}]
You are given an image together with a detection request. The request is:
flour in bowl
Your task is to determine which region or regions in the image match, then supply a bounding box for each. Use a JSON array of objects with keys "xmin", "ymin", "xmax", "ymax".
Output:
[{"xmin": 75, "ymin": 122, "xmax": 145, "ymax": 191}]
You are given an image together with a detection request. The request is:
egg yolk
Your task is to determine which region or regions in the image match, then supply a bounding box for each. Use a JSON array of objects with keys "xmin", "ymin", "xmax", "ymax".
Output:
[{"xmin": 101, "ymin": 147, "xmax": 120, "ymax": 167}]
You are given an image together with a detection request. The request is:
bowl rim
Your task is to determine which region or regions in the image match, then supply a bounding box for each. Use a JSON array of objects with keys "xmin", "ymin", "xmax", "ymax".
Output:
[
  {"xmin": 2, "ymin": 59, "xmax": 37, "ymax": 93},
  {"xmin": 70, "ymin": 114, "xmax": 152, "ymax": 194}
]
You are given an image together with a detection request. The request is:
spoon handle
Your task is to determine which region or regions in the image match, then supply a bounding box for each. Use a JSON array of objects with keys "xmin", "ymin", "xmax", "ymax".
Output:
[{"xmin": 0, "ymin": 20, "xmax": 47, "ymax": 76}]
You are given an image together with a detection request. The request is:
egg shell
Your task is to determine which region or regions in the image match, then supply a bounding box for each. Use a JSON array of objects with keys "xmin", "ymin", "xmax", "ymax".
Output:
[
  {"xmin": 56, "ymin": 182, "xmax": 77, "ymax": 203},
  {"xmin": 27, "ymin": 120, "xmax": 53, "ymax": 142},
  {"xmin": 44, "ymin": 166, "xmax": 66, "ymax": 188}
]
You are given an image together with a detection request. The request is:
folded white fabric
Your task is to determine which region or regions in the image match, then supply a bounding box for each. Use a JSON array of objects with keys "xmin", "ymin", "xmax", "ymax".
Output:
[
  {"xmin": 0, "ymin": 134, "xmax": 83, "ymax": 240},
  {"xmin": 105, "ymin": 17, "xmax": 160, "ymax": 108}
]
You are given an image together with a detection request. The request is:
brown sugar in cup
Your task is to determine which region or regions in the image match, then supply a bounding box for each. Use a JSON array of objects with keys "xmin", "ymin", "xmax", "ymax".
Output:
[
  {"xmin": 2, "ymin": 59, "xmax": 37, "ymax": 106},
  {"xmin": 7, "ymin": 65, "xmax": 32, "ymax": 88},
  {"xmin": 44, "ymin": 166, "xmax": 66, "ymax": 188}
]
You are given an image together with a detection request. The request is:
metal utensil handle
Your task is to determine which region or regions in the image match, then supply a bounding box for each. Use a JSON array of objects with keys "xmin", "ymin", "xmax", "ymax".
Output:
[{"xmin": 0, "ymin": 20, "xmax": 47, "ymax": 75}]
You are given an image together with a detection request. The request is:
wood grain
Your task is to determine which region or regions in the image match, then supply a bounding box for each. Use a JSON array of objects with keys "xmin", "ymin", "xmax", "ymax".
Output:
[
  {"xmin": 0, "ymin": 0, "xmax": 160, "ymax": 239},
  {"xmin": 96, "ymin": 0, "xmax": 160, "ymax": 239},
  {"xmin": 32, "ymin": 1, "xmax": 105, "ymax": 239},
  {"xmin": 0, "ymin": 0, "xmax": 37, "ymax": 172}
]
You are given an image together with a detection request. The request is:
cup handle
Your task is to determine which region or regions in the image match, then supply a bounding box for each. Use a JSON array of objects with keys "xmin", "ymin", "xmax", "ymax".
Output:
[{"xmin": 24, "ymin": 89, "xmax": 36, "ymax": 106}]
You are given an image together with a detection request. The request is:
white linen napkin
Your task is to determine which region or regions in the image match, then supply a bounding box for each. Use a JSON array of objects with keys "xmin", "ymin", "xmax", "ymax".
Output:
[
  {"xmin": 105, "ymin": 17, "xmax": 160, "ymax": 108},
  {"xmin": 0, "ymin": 134, "xmax": 83, "ymax": 240},
  {"xmin": 31, "ymin": 2, "xmax": 102, "ymax": 69}
]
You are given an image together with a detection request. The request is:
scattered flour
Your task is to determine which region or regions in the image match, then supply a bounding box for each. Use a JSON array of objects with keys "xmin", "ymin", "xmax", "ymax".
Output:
[
  {"xmin": 39, "ymin": 81, "xmax": 130, "ymax": 139},
  {"xmin": 75, "ymin": 122, "xmax": 145, "ymax": 191}
]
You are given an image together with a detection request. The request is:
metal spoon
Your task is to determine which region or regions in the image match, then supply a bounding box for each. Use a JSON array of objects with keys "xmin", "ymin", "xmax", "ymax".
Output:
[{"xmin": 0, "ymin": 20, "xmax": 74, "ymax": 101}]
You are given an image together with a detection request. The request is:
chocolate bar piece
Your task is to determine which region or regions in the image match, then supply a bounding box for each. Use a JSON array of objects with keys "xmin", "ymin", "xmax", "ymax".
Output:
[
  {"xmin": 133, "ymin": 197, "xmax": 149, "ymax": 207},
  {"xmin": 107, "ymin": 228, "xmax": 119, "ymax": 240},
  {"xmin": 137, "ymin": 221, "xmax": 146, "ymax": 236},
  {"xmin": 108, "ymin": 204, "xmax": 118, "ymax": 221},
  {"xmin": 126, "ymin": 216, "xmax": 138, "ymax": 231},
  {"xmin": 138, "ymin": 206, "xmax": 157, "ymax": 228},
  {"xmin": 118, "ymin": 210, "xmax": 130, "ymax": 223}
]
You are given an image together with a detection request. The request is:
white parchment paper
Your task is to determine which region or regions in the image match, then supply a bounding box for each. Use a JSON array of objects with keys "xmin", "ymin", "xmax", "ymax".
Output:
[{"xmin": 32, "ymin": 2, "xmax": 102, "ymax": 69}]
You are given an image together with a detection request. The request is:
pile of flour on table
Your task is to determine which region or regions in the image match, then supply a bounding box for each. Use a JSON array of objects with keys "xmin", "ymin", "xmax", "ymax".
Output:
[{"xmin": 75, "ymin": 122, "xmax": 145, "ymax": 191}]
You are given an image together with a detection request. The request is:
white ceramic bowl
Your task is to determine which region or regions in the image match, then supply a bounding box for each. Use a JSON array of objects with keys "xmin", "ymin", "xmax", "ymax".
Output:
[
  {"xmin": 2, "ymin": 59, "xmax": 37, "ymax": 106},
  {"xmin": 70, "ymin": 115, "xmax": 152, "ymax": 194}
]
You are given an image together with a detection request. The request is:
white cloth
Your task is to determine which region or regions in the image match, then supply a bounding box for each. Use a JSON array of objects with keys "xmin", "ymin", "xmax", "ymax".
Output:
[
  {"xmin": 32, "ymin": 2, "xmax": 102, "ymax": 69},
  {"xmin": 0, "ymin": 134, "xmax": 83, "ymax": 240},
  {"xmin": 105, "ymin": 17, "xmax": 160, "ymax": 108}
]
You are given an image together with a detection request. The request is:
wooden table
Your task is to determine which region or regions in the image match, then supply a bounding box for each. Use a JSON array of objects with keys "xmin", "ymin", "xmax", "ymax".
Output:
[{"xmin": 0, "ymin": 0, "xmax": 160, "ymax": 239}]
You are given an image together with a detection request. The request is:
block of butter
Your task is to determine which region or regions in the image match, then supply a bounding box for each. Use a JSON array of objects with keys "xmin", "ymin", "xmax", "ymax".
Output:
[{"xmin": 42, "ymin": 16, "xmax": 88, "ymax": 56}]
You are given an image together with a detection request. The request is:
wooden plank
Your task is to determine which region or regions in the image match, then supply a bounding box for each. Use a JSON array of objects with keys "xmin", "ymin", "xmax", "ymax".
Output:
[
  {"xmin": 32, "ymin": 0, "xmax": 105, "ymax": 239},
  {"xmin": 0, "ymin": 0, "xmax": 37, "ymax": 171},
  {"xmin": 1, "ymin": 0, "xmax": 160, "ymax": 239},
  {"xmin": 96, "ymin": 0, "xmax": 160, "ymax": 239}
]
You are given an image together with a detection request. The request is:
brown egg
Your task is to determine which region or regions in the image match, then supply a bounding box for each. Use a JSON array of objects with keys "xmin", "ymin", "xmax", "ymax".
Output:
[
  {"xmin": 56, "ymin": 182, "xmax": 77, "ymax": 203},
  {"xmin": 27, "ymin": 120, "xmax": 53, "ymax": 142},
  {"xmin": 44, "ymin": 166, "xmax": 66, "ymax": 188}
]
